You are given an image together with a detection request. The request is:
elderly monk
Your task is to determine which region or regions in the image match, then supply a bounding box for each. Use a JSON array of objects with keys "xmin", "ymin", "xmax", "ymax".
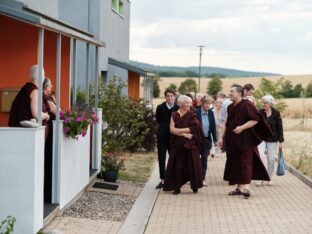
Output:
[
  {"xmin": 163, "ymin": 95, "xmax": 205, "ymax": 195},
  {"xmin": 219, "ymin": 84, "xmax": 271, "ymax": 199},
  {"xmin": 9, "ymin": 65, "xmax": 50, "ymax": 127}
]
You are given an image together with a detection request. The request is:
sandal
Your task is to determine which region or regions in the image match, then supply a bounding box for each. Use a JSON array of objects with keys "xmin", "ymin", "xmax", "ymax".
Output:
[
  {"xmin": 228, "ymin": 189, "xmax": 242, "ymax": 195},
  {"xmin": 242, "ymin": 189, "xmax": 251, "ymax": 199}
]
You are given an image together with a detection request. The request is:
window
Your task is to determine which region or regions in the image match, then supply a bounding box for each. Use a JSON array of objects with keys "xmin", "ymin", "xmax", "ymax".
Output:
[
  {"xmin": 112, "ymin": 0, "xmax": 118, "ymax": 12},
  {"xmin": 119, "ymin": 1, "xmax": 124, "ymax": 16},
  {"xmin": 111, "ymin": 0, "xmax": 125, "ymax": 17}
]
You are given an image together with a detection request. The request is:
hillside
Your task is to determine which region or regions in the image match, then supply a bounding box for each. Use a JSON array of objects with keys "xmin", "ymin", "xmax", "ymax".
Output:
[{"xmin": 130, "ymin": 60, "xmax": 280, "ymax": 77}]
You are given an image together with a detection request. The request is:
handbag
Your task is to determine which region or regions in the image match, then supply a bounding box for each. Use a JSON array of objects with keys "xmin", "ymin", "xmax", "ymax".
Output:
[{"xmin": 276, "ymin": 148, "xmax": 286, "ymax": 176}]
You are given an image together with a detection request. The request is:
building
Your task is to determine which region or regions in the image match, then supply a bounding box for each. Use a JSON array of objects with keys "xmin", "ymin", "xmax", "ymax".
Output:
[{"xmin": 0, "ymin": 0, "xmax": 153, "ymax": 233}]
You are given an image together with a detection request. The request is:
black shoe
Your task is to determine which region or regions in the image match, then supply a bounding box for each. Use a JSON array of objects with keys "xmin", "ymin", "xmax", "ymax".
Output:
[
  {"xmin": 192, "ymin": 189, "xmax": 198, "ymax": 193},
  {"xmin": 155, "ymin": 182, "xmax": 163, "ymax": 189},
  {"xmin": 228, "ymin": 189, "xmax": 242, "ymax": 196},
  {"xmin": 173, "ymin": 189, "xmax": 181, "ymax": 195},
  {"xmin": 242, "ymin": 189, "xmax": 251, "ymax": 199}
]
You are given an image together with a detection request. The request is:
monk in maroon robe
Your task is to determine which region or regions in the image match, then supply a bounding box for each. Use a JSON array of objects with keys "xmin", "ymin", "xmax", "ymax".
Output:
[
  {"xmin": 163, "ymin": 95, "xmax": 205, "ymax": 195},
  {"xmin": 220, "ymin": 85, "xmax": 271, "ymax": 199},
  {"xmin": 9, "ymin": 65, "xmax": 50, "ymax": 127}
]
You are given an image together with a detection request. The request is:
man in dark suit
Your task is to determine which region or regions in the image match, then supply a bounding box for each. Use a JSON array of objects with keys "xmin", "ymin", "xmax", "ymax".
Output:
[
  {"xmin": 155, "ymin": 89, "xmax": 179, "ymax": 189},
  {"xmin": 195, "ymin": 96, "xmax": 217, "ymax": 186}
]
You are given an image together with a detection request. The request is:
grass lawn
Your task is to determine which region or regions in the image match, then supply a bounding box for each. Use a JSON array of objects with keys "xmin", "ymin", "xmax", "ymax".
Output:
[{"xmin": 119, "ymin": 152, "xmax": 157, "ymax": 182}]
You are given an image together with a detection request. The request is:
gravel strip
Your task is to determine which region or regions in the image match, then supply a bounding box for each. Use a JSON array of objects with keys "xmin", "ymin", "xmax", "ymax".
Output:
[{"xmin": 62, "ymin": 191, "xmax": 136, "ymax": 222}]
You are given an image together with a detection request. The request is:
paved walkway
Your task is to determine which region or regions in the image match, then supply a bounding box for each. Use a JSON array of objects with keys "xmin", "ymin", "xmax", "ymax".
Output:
[{"xmin": 145, "ymin": 154, "xmax": 312, "ymax": 234}]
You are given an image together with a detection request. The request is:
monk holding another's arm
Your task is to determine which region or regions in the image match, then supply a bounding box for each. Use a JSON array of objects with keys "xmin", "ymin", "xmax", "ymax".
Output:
[{"xmin": 163, "ymin": 95, "xmax": 205, "ymax": 195}]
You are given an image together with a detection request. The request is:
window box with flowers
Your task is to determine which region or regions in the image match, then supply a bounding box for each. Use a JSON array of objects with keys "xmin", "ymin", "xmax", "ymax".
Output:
[
  {"xmin": 101, "ymin": 152, "xmax": 125, "ymax": 182},
  {"xmin": 60, "ymin": 106, "xmax": 98, "ymax": 140}
]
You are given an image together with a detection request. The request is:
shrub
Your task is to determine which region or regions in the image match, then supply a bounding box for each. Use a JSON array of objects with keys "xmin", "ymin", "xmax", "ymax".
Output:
[
  {"xmin": 207, "ymin": 77, "xmax": 223, "ymax": 96},
  {"xmin": 178, "ymin": 79, "xmax": 197, "ymax": 94},
  {"xmin": 167, "ymin": 83, "xmax": 177, "ymax": 91},
  {"xmin": 99, "ymin": 77, "xmax": 150, "ymax": 153},
  {"xmin": 254, "ymin": 77, "xmax": 287, "ymax": 112},
  {"xmin": 141, "ymin": 109, "xmax": 157, "ymax": 152},
  {"xmin": 0, "ymin": 216, "xmax": 16, "ymax": 234}
]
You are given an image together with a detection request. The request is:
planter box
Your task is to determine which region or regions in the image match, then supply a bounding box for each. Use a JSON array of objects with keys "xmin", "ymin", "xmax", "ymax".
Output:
[
  {"xmin": 53, "ymin": 122, "xmax": 91, "ymax": 209},
  {"xmin": 0, "ymin": 127, "xmax": 45, "ymax": 234}
]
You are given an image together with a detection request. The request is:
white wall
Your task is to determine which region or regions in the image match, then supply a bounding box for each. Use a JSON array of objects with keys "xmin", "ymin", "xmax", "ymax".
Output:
[
  {"xmin": 57, "ymin": 124, "xmax": 90, "ymax": 209},
  {"xmin": 0, "ymin": 127, "xmax": 45, "ymax": 234}
]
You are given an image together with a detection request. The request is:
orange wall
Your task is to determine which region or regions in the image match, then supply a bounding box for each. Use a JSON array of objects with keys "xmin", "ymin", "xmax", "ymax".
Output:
[
  {"xmin": 128, "ymin": 71, "xmax": 140, "ymax": 101},
  {"xmin": 0, "ymin": 15, "xmax": 38, "ymax": 126},
  {"xmin": 0, "ymin": 15, "xmax": 71, "ymax": 126}
]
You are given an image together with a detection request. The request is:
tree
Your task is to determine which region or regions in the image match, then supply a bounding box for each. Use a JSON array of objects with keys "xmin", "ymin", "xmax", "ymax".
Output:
[
  {"xmin": 292, "ymin": 84, "xmax": 304, "ymax": 98},
  {"xmin": 167, "ymin": 83, "xmax": 177, "ymax": 91},
  {"xmin": 253, "ymin": 77, "xmax": 287, "ymax": 112},
  {"xmin": 153, "ymin": 77, "xmax": 160, "ymax": 98},
  {"xmin": 279, "ymin": 80, "xmax": 293, "ymax": 98},
  {"xmin": 207, "ymin": 73, "xmax": 226, "ymax": 78},
  {"xmin": 306, "ymin": 81, "xmax": 312, "ymax": 97},
  {"xmin": 178, "ymin": 79, "xmax": 197, "ymax": 94},
  {"xmin": 207, "ymin": 77, "xmax": 222, "ymax": 96}
]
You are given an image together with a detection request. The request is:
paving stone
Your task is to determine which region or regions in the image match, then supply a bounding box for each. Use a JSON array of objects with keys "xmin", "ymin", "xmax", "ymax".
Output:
[{"xmin": 145, "ymin": 154, "xmax": 312, "ymax": 234}]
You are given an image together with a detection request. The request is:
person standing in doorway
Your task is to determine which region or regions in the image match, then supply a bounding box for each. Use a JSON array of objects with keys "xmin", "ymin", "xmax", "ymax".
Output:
[
  {"xmin": 155, "ymin": 89, "xmax": 179, "ymax": 189},
  {"xmin": 195, "ymin": 96, "xmax": 217, "ymax": 186}
]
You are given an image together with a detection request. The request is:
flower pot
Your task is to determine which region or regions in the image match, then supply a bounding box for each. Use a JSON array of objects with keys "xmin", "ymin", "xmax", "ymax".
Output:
[{"xmin": 102, "ymin": 170, "xmax": 118, "ymax": 183}]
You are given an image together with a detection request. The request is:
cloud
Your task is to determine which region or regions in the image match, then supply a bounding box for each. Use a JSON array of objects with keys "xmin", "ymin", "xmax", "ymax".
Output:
[{"xmin": 130, "ymin": 0, "xmax": 312, "ymax": 74}]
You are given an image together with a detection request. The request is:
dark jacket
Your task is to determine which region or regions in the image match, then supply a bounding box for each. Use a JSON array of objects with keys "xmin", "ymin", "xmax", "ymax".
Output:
[
  {"xmin": 156, "ymin": 102, "xmax": 179, "ymax": 143},
  {"xmin": 259, "ymin": 108, "xmax": 284, "ymax": 143},
  {"xmin": 195, "ymin": 108, "xmax": 217, "ymax": 143}
]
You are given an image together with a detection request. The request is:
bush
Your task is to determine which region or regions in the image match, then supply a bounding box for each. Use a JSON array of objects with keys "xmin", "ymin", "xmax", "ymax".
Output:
[
  {"xmin": 0, "ymin": 216, "xmax": 16, "ymax": 234},
  {"xmin": 207, "ymin": 77, "xmax": 222, "ymax": 96},
  {"xmin": 253, "ymin": 77, "xmax": 287, "ymax": 112},
  {"xmin": 178, "ymin": 79, "xmax": 197, "ymax": 94},
  {"xmin": 99, "ymin": 77, "xmax": 151, "ymax": 153},
  {"xmin": 141, "ymin": 109, "xmax": 157, "ymax": 151},
  {"xmin": 306, "ymin": 81, "xmax": 312, "ymax": 97},
  {"xmin": 153, "ymin": 77, "xmax": 160, "ymax": 98},
  {"xmin": 167, "ymin": 83, "xmax": 177, "ymax": 91}
]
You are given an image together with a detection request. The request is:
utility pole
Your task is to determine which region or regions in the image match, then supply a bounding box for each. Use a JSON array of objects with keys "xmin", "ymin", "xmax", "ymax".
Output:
[{"xmin": 197, "ymin": 45, "xmax": 204, "ymax": 92}]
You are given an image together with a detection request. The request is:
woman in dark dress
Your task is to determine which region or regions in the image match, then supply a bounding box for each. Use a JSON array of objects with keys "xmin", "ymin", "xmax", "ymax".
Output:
[{"xmin": 163, "ymin": 95, "xmax": 205, "ymax": 195}]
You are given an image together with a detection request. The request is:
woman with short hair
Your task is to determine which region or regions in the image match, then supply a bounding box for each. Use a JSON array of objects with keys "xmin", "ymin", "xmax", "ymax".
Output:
[
  {"xmin": 163, "ymin": 95, "xmax": 205, "ymax": 195},
  {"xmin": 257, "ymin": 95, "xmax": 284, "ymax": 186}
]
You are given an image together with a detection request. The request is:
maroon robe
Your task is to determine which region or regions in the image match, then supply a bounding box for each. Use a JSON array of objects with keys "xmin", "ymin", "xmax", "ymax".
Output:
[
  {"xmin": 163, "ymin": 111, "xmax": 205, "ymax": 191},
  {"xmin": 223, "ymin": 99, "xmax": 270, "ymax": 185},
  {"xmin": 8, "ymin": 82, "xmax": 37, "ymax": 127}
]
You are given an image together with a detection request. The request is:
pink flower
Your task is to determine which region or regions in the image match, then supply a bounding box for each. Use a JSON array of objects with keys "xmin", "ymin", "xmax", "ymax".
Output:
[
  {"xmin": 65, "ymin": 117, "xmax": 70, "ymax": 124},
  {"xmin": 60, "ymin": 111, "xmax": 64, "ymax": 119},
  {"xmin": 81, "ymin": 130, "xmax": 87, "ymax": 137},
  {"xmin": 74, "ymin": 116, "xmax": 81, "ymax": 122},
  {"xmin": 63, "ymin": 127, "xmax": 68, "ymax": 134}
]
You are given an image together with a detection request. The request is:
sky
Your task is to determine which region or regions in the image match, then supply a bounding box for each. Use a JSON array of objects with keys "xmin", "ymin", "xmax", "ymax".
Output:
[{"xmin": 129, "ymin": 0, "xmax": 312, "ymax": 75}]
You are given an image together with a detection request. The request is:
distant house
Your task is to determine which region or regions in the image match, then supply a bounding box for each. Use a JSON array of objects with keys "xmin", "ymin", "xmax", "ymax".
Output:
[{"xmin": 0, "ymin": 0, "xmax": 153, "ymax": 233}]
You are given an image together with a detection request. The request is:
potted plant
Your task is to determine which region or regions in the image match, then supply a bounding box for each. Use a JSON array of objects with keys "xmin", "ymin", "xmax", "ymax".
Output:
[
  {"xmin": 60, "ymin": 105, "xmax": 98, "ymax": 140},
  {"xmin": 101, "ymin": 152, "xmax": 125, "ymax": 182}
]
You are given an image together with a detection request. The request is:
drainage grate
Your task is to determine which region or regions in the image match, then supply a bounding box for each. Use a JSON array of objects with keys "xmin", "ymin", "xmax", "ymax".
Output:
[{"xmin": 93, "ymin": 182, "xmax": 119, "ymax": 191}]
